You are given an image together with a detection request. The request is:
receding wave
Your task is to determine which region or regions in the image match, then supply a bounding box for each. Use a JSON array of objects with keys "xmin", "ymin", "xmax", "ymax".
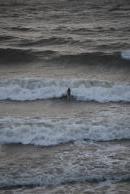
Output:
[
  {"xmin": 0, "ymin": 78, "xmax": 130, "ymax": 102},
  {"xmin": 0, "ymin": 116, "xmax": 129, "ymax": 146}
]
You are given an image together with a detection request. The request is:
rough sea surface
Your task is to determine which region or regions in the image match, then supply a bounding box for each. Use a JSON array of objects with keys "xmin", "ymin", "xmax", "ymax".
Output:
[{"xmin": 0, "ymin": 0, "xmax": 130, "ymax": 193}]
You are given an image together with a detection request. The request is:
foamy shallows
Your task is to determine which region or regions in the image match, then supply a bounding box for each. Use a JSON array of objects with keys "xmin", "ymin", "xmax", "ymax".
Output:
[
  {"xmin": 0, "ymin": 115, "xmax": 129, "ymax": 146},
  {"xmin": 121, "ymin": 50, "xmax": 130, "ymax": 60},
  {"xmin": 0, "ymin": 78, "xmax": 130, "ymax": 102}
]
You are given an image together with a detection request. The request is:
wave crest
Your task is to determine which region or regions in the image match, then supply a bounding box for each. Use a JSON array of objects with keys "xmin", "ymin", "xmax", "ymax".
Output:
[
  {"xmin": 0, "ymin": 78, "xmax": 130, "ymax": 102},
  {"xmin": 0, "ymin": 116, "xmax": 129, "ymax": 146},
  {"xmin": 121, "ymin": 50, "xmax": 130, "ymax": 60}
]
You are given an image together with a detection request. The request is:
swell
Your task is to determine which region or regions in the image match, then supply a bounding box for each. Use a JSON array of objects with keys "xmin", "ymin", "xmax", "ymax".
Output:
[
  {"xmin": 11, "ymin": 26, "xmax": 32, "ymax": 32},
  {"xmin": 51, "ymin": 51, "xmax": 130, "ymax": 65},
  {"xmin": 18, "ymin": 36, "xmax": 78, "ymax": 47},
  {"xmin": 0, "ymin": 47, "xmax": 129, "ymax": 65},
  {"xmin": 0, "ymin": 48, "xmax": 37, "ymax": 63},
  {"xmin": 0, "ymin": 1, "xmax": 27, "ymax": 6},
  {"xmin": 0, "ymin": 78, "xmax": 130, "ymax": 102},
  {"xmin": 69, "ymin": 26, "xmax": 130, "ymax": 34},
  {"xmin": 0, "ymin": 116, "xmax": 129, "ymax": 146},
  {"xmin": 0, "ymin": 35, "xmax": 14, "ymax": 41}
]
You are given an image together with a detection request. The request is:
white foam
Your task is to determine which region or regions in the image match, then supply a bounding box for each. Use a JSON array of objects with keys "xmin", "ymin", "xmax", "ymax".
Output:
[
  {"xmin": 121, "ymin": 50, "xmax": 130, "ymax": 60},
  {"xmin": 0, "ymin": 78, "xmax": 130, "ymax": 102},
  {"xmin": 0, "ymin": 116, "xmax": 129, "ymax": 146}
]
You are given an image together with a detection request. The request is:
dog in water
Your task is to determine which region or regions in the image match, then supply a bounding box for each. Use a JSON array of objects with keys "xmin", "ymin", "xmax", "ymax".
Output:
[{"xmin": 67, "ymin": 88, "xmax": 71, "ymax": 101}]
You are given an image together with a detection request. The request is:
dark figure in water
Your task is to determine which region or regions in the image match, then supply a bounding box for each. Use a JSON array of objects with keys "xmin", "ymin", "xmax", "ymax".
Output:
[{"xmin": 67, "ymin": 88, "xmax": 71, "ymax": 101}]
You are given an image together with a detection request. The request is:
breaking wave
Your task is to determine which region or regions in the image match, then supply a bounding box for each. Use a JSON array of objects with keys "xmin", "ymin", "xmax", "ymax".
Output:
[
  {"xmin": 121, "ymin": 50, "xmax": 130, "ymax": 60},
  {"xmin": 0, "ymin": 78, "xmax": 130, "ymax": 102},
  {"xmin": 0, "ymin": 175, "xmax": 129, "ymax": 190},
  {"xmin": 0, "ymin": 116, "xmax": 129, "ymax": 146}
]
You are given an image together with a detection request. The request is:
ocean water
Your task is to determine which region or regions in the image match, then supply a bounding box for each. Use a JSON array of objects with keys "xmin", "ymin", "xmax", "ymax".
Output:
[{"xmin": 0, "ymin": 0, "xmax": 130, "ymax": 193}]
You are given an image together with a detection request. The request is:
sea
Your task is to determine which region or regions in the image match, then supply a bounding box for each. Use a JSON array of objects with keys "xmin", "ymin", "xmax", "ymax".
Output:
[{"xmin": 0, "ymin": 0, "xmax": 130, "ymax": 193}]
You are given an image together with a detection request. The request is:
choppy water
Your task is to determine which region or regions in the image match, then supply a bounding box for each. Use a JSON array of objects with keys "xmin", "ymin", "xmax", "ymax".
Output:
[{"xmin": 0, "ymin": 0, "xmax": 130, "ymax": 193}]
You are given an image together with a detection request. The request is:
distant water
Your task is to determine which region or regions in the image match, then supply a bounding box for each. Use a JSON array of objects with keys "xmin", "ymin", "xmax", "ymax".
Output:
[
  {"xmin": 0, "ymin": 0, "xmax": 130, "ymax": 193},
  {"xmin": 0, "ymin": 0, "xmax": 130, "ymax": 65}
]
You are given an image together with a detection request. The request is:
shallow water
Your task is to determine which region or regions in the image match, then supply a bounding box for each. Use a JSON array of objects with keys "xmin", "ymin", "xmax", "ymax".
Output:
[
  {"xmin": 0, "ymin": 101, "xmax": 129, "ymax": 146},
  {"xmin": 0, "ymin": 100, "xmax": 129, "ymax": 193},
  {"xmin": 1, "ymin": 182, "xmax": 129, "ymax": 194},
  {"xmin": 0, "ymin": 141, "xmax": 129, "ymax": 188}
]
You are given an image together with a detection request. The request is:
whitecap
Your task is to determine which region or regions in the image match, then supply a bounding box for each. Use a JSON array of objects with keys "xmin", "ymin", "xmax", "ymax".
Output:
[
  {"xmin": 0, "ymin": 117, "xmax": 129, "ymax": 146},
  {"xmin": 0, "ymin": 78, "xmax": 130, "ymax": 102},
  {"xmin": 121, "ymin": 50, "xmax": 130, "ymax": 60}
]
